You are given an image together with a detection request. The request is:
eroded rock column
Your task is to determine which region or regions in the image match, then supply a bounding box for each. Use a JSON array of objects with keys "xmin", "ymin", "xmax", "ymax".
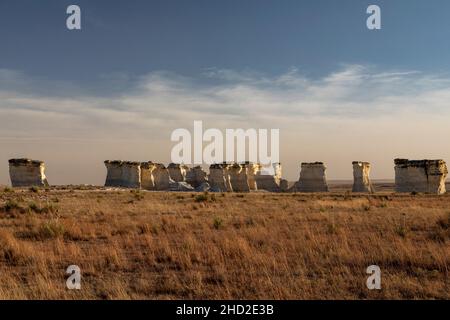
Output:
[
  {"xmin": 255, "ymin": 163, "xmax": 282, "ymax": 192},
  {"xmin": 141, "ymin": 162, "xmax": 156, "ymax": 190},
  {"xmin": 152, "ymin": 163, "xmax": 172, "ymax": 191},
  {"xmin": 352, "ymin": 161, "xmax": 374, "ymax": 193},
  {"xmin": 121, "ymin": 161, "xmax": 141, "ymax": 188},
  {"xmin": 208, "ymin": 163, "xmax": 233, "ymax": 192},
  {"xmin": 297, "ymin": 162, "xmax": 329, "ymax": 192},
  {"xmin": 104, "ymin": 160, "xmax": 141, "ymax": 188},
  {"xmin": 245, "ymin": 162, "xmax": 260, "ymax": 191},
  {"xmin": 223, "ymin": 163, "xmax": 233, "ymax": 191},
  {"xmin": 229, "ymin": 163, "xmax": 250, "ymax": 192},
  {"xmin": 104, "ymin": 160, "xmax": 124, "ymax": 187},
  {"xmin": 394, "ymin": 159, "xmax": 447, "ymax": 194},
  {"xmin": 9, "ymin": 158, "xmax": 49, "ymax": 187},
  {"xmin": 167, "ymin": 163, "xmax": 188, "ymax": 182}
]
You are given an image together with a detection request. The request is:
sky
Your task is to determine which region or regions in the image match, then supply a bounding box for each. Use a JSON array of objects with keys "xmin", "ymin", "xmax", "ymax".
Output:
[{"xmin": 1, "ymin": 0, "xmax": 450, "ymax": 184}]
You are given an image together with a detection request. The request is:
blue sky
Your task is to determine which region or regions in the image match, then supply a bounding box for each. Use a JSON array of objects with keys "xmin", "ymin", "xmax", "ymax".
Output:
[
  {"xmin": 1, "ymin": 0, "xmax": 450, "ymax": 184},
  {"xmin": 2, "ymin": 0, "xmax": 450, "ymax": 87}
]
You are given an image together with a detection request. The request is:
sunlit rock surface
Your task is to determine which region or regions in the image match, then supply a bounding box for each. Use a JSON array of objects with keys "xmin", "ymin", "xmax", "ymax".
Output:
[{"xmin": 352, "ymin": 161, "xmax": 374, "ymax": 193}]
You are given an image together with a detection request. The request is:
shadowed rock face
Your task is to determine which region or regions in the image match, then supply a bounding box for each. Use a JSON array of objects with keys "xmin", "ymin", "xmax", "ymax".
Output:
[
  {"xmin": 9, "ymin": 158, "xmax": 49, "ymax": 187},
  {"xmin": 105, "ymin": 161, "xmax": 172, "ymax": 190},
  {"xmin": 352, "ymin": 161, "xmax": 374, "ymax": 193},
  {"xmin": 167, "ymin": 163, "xmax": 189, "ymax": 182},
  {"xmin": 296, "ymin": 162, "xmax": 329, "ymax": 192},
  {"xmin": 186, "ymin": 166, "xmax": 208, "ymax": 188},
  {"xmin": 104, "ymin": 160, "xmax": 123, "ymax": 187},
  {"xmin": 255, "ymin": 163, "xmax": 282, "ymax": 192},
  {"xmin": 122, "ymin": 162, "xmax": 141, "ymax": 188},
  {"xmin": 104, "ymin": 161, "xmax": 141, "ymax": 188},
  {"xmin": 394, "ymin": 159, "xmax": 448, "ymax": 194},
  {"xmin": 208, "ymin": 163, "xmax": 233, "ymax": 192},
  {"xmin": 279, "ymin": 179, "xmax": 289, "ymax": 192},
  {"xmin": 229, "ymin": 163, "xmax": 250, "ymax": 192}
]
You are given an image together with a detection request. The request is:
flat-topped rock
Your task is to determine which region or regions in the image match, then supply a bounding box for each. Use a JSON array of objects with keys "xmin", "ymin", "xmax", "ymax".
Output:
[
  {"xmin": 9, "ymin": 158, "xmax": 45, "ymax": 166},
  {"xmin": 295, "ymin": 162, "xmax": 329, "ymax": 192},
  {"xmin": 352, "ymin": 161, "xmax": 374, "ymax": 193},
  {"xmin": 104, "ymin": 160, "xmax": 141, "ymax": 188},
  {"xmin": 104, "ymin": 161, "xmax": 174, "ymax": 190},
  {"xmin": 394, "ymin": 159, "xmax": 447, "ymax": 194},
  {"xmin": 9, "ymin": 158, "xmax": 49, "ymax": 187}
]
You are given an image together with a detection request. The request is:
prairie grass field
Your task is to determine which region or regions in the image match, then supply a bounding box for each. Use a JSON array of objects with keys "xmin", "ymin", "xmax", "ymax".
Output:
[{"xmin": 0, "ymin": 184, "xmax": 448, "ymax": 299}]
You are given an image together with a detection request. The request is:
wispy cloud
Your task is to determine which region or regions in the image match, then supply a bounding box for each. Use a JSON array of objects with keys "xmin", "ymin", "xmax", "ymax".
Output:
[
  {"xmin": 1, "ymin": 65, "xmax": 450, "ymax": 140},
  {"xmin": 1, "ymin": 65, "xmax": 450, "ymax": 183}
]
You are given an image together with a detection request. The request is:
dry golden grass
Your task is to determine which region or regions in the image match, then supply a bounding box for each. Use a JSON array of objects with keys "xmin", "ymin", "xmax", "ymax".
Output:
[{"xmin": 0, "ymin": 186, "xmax": 448, "ymax": 299}]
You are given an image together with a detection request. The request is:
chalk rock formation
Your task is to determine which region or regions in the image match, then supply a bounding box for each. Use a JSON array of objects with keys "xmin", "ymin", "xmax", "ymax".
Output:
[
  {"xmin": 244, "ymin": 162, "xmax": 261, "ymax": 191},
  {"xmin": 296, "ymin": 162, "xmax": 329, "ymax": 192},
  {"xmin": 255, "ymin": 163, "xmax": 283, "ymax": 192},
  {"xmin": 121, "ymin": 161, "xmax": 141, "ymax": 188},
  {"xmin": 186, "ymin": 166, "xmax": 208, "ymax": 188},
  {"xmin": 152, "ymin": 163, "xmax": 173, "ymax": 191},
  {"xmin": 141, "ymin": 162, "xmax": 157, "ymax": 190},
  {"xmin": 223, "ymin": 164, "xmax": 233, "ymax": 191},
  {"xmin": 229, "ymin": 163, "xmax": 250, "ymax": 192},
  {"xmin": 394, "ymin": 159, "xmax": 447, "ymax": 194},
  {"xmin": 167, "ymin": 163, "xmax": 189, "ymax": 182},
  {"xmin": 9, "ymin": 158, "xmax": 49, "ymax": 187},
  {"xmin": 104, "ymin": 160, "xmax": 124, "ymax": 187},
  {"xmin": 208, "ymin": 163, "xmax": 233, "ymax": 192},
  {"xmin": 352, "ymin": 161, "xmax": 374, "ymax": 193},
  {"xmin": 104, "ymin": 160, "xmax": 141, "ymax": 188}
]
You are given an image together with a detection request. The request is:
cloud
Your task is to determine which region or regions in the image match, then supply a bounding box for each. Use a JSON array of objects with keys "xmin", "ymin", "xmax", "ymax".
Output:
[
  {"xmin": 1, "ymin": 64, "xmax": 450, "ymax": 138},
  {"xmin": 1, "ymin": 64, "xmax": 450, "ymax": 183}
]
